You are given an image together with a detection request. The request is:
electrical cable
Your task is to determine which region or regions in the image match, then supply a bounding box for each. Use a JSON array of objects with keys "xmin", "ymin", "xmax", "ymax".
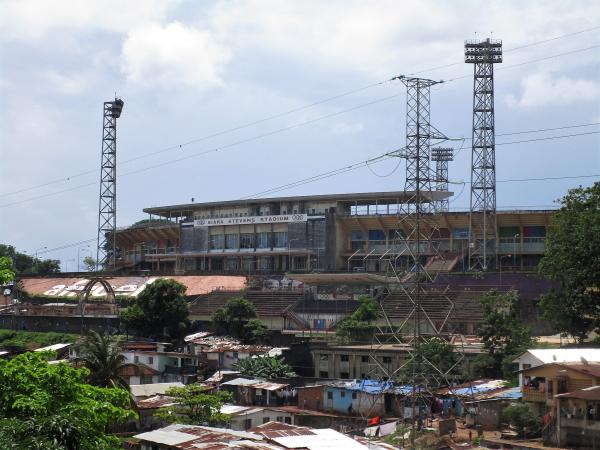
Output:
[
  {"xmin": 2, "ymin": 123, "xmax": 597, "ymax": 209},
  {"xmin": 31, "ymin": 171, "xmax": 598, "ymax": 256},
  {"xmin": 0, "ymin": 81, "xmax": 394, "ymax": 199},
  {"xmin": 3, "ymin": 27, "xmax": 599, "ymax": 199},
  {"xmin": 444, "ymin": 44, "xmax": 600, "ymax": 83},
  {"xmin": 405, "ymin": 25, "xmax": 600, "ymax": 77}
]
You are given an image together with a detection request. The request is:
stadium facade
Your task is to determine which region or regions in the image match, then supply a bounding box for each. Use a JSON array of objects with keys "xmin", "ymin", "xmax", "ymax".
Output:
[{"xmin": 114, "ymin": 190, "xmax": 553, "ymax": 275}]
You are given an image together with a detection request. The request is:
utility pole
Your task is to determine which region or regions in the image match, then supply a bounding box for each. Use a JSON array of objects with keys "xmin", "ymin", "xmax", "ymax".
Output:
[
  {"xmin": 465, "ymin": 38, "xmax": 502, "ymax": 270},
  {"xmin": 96, "ymin": 98, "xmax": 124, "ymax": 271}
]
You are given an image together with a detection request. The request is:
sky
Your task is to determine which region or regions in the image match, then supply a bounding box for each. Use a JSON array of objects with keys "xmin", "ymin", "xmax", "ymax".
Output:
[{"xmin": 0, "ymin": 0, "xmax": 599, "ymax": 269}]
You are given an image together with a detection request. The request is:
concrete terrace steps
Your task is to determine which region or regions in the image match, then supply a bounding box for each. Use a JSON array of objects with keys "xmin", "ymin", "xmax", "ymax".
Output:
[
  {"xmin": 244, "ymin": 290, "xmax": 304, "ymax": 316},
  {"xmin": 380, "ymin": 290, "xmax": 457, "ymax": 320}
]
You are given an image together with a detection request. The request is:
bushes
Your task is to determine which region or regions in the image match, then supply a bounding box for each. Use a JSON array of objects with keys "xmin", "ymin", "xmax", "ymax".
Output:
[{"xmin": 0, "ymin": 329, "xmax": 79, "ymax": 353}]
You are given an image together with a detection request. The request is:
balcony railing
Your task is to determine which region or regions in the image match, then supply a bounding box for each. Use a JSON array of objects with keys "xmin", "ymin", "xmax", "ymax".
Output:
[
  {"xmin": 499, "ymin": 237, "xmax": 545, "ymax": 253},
  {"xmin": 523, "ymin": 387, "xmax": 548, "ymax": 403},
  {"xmin": 349, "ymin": 237, "xmax": 546, "ymax": 255}
]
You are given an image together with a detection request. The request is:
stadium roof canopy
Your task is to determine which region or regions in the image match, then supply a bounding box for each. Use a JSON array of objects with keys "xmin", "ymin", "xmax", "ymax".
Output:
[{"xmin": 143, "ymin": 190, "xmax": 452, "ymax": 217}]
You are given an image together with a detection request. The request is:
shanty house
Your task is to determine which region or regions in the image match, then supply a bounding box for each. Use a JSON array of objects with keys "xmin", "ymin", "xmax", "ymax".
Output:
[
  {"xmin": 513, "ymin": 348, "xmax": 600, "ymax": 387},
  {"xmin": 220, "ymin": 405, "xmax": 295, "ymax": 430},
  {"xmin": 221, "ymin": 377, "xmax": 295, "ymax": 406},
  {"xmin": 555, "ymin": 385, "xmax": 600, "ymax": 448},
  {"xmin": 522, "ymin": 362, "xmax": 600, "ymax": 415},
  {"xmin": 324, "ymin": 380, "xmax": 406, "ymax": 417}
]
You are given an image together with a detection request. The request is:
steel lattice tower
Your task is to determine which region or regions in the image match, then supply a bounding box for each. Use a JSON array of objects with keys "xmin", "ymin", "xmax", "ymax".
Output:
[
  {"xmin": 431, "ymin": 147, "xmax": 453, "ymax": 212},
  {"xmin": 361, "ymin": 77, "xmax": 465, "ymax": 448},
  {"xmin": 465, "ymin": 38, "xmax": 502, "ymax": 270},
  {"xmin": 96, "ymin": 98, "xmax": 124, "ymax": 270}
]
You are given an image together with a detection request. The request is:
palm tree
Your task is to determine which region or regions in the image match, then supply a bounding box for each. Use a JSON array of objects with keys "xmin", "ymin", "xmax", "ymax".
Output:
[{"xmin": 73, "ymin": 330, "xmax": 129, "ymax": 390}]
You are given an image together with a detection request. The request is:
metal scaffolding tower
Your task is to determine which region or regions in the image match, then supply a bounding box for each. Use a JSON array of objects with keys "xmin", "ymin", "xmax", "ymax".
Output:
[
  {"xmin": 431, "ymin": 147, "xmax": 453, "ymax": 212},
  {"xmin": 96, "ymin": 98, "xmax": 124, "ymax": 271},
  {"xmin": 465, "ymin": 38, "xmax": 502, "ymax": 270},
  {"xmin": 362, "ymin": 77, "xmax": 464, "ymax": 447}
]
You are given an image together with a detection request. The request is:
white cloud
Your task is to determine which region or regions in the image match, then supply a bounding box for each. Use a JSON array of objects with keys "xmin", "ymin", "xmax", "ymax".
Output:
[
  {"xmin": 41, "ymin": 70, "xmax": 91, "ymax": 95},
  {"xmin": 121, "ymin": 22, "xmax": 232, "ymax": 89},
  {"xmin": 331, "ymin": 121, "xmax": 364, "ymax": 135},
  {"xmin": 505, "ymin": 73, "xmax": 600, "ymax": 109},
  {"xmin": 0, "ymin": 0, "xmax": 177, "ymax": 41}
]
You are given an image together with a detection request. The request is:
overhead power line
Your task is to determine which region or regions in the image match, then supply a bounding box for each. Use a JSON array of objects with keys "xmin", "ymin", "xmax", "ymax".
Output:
[
  {"xmin": 2, "ymin": 125, "xmax": 598, "ymax": 209},
  {"xmin": 32, "ymin": 171, "xmax": 599, "ymax": 257},
  {"xmin": 3, "ymin": 25, "xmax": 599, "ymax": 199},
  {"xmin": 408, "ymin": 25, "xmax": 600, "ymax": 77}
]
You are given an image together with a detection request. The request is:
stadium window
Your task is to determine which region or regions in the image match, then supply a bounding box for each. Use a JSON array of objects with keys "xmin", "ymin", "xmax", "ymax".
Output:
[
  {"xmin": 361, "ymin": 355, "xmax": 369, "ymax": 363},
  {"xmin": 276, "ymin": 416, "xmax": 283, "ymax": 422},
  {"xmin": 340, "ymin": 373, "xmax": 349, "ymax": 379},
  {"xmin": 320, "ymin": 371, "xmax": 329, "ymax": 378},
  {"xmin": 257, "ymin": 232, "xmax": 270, "ymax": 249},
  {"xmin": 263, "ymin": 417, "xmax": 270, "ymax": 424},
  {"xmin": 285, "ymin": 417, "xmax": 292, "ymax": 424},
  {"xmin": 240, "ymin": 233, "xmax": 254, "ymax": 249},
  {"xmin": 340, "ymin": 390, "xmax": 346, "ymax": 398},
  {"xmin": 134, "ymin": 355, "xmax": 139, "ymax": 363},
  {"xmin": 319, "ymin": 354, "xmax": 329, "ymax": 361},
  {"xmin": 327, "ymin": 392, "xmax": 333, "ymax": 399},
  {"xmin": 383, "ymin": 356, "xmax": 392, "ymax": 364},
  {"xmin": 340, "ymin": 354, "xmax": 349, "ymax": 362},
  {"xmin": 275, "ymin": 231, "xmax": 288, "ymax": 248},
  {"xmin": 147, "ymin": 356, "xmax": 153, "ymax": 364}
]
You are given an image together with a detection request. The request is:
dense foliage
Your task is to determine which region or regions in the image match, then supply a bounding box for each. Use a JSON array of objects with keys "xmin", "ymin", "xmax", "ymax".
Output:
[
  {"xmin": 336, "ymin": 295, "xmax": 381, "ymax": 342},
  {"xmin": 0, "ymin": 352, "xmax": 133, "ymax": 449},
  {"xmin": 399, "ymin": 337, "xmax": 460, "ymax": 382},
  {"xmin": 120, "ymin": 278, "xmax": 190, "ymax": 341},
  {"xmin": 0, "ymin": 257, "xmax": 14, "ymax": 284},
  {"xmin": 155, "ymin": 383, "xmax": 232, "ymax": 425},
  {"xmin": 0, "ymin": 244, "xmax": 60, "ymax": 275},
  {"xmin": 475, "ymin": 290, "xmax": 535, "ymax": 380},
  {"xmin": 211, "ymin": 297, "xmax": 266, "ymax": 341},
  {"xmin": 234, "ymin": 355, "xmax": 296, "ymax": 379},
  {"xmin": 539, "ymin": 182, "xmax": 600, "ymax": 341},
  {"xmin": 73, "ymin": 331, "xmax": 129, "ymax": 389},
  {"xmin": 0, "ymin": 329, "xmax": 79, "ymax": 354},
  {"xmin": 502, "ymin": 403, "xmax": 542, "ymax": 438}
]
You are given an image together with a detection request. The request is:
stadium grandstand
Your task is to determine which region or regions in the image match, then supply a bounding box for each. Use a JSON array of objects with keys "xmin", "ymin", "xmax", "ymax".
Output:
[{"xmin": 112, "ymin": 190, "xmax": 552, "ymax": 275}]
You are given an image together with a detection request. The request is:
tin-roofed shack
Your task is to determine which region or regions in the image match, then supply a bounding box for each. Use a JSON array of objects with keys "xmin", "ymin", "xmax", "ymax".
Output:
[{"xmin": 221, "ymin": 378, "xmax": 296, "ymax": 407}]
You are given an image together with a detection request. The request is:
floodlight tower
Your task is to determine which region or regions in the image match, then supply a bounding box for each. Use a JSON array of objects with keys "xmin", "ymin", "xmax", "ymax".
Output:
[
  {"xmin": 465, "ymin": 38, "xmax": 502, "ymax": 270},
  {"xmin": 431, "ymin": 147, "xmax": 453, "ymax": 212},
  {"xmin": 96, "ymin": 98, "xmax": 124, "ymax": 271}
]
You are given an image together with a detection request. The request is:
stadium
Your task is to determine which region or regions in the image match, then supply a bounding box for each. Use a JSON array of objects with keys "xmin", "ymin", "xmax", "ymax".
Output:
[{"xmin": 113, "ymin": 190, "xmax": 552, "ymax": 275}]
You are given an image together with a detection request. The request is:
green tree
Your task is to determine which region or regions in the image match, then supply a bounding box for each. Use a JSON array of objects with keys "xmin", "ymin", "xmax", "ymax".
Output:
[
  {"xmin": 82, "ymin": 256, "xmax": 97, "ymax": 272},
  {"xmin": 0, "ymin": 244, "xmax": 60, "ymax": 275},
  {"xmin": 476, "ymin": 290, "xmax": 535, "ymax": 380},
  {"xmin": 120, "ymin": 279, "xmax": 190, "ymax": 341},
  {"xmin": 244, "ymin": 318, "xmax": 268, "ymax": 343},
  {"xmin": 0, "ymin": 256, "xmax": 14, "ymax": 284},
  {"xmin": 539, "ymin": 182, "xmax": 600, "ymax": 341},
  {"xmin": 0, "ymin": 351, "xmax": 134, "ymax": 450},
  {"xmin": 73, "ymin": 330, "xmax": 129, "ymax": 390},
  {"xmin": 336, "ymin": 295, "xmax": 381, "ymax": 342},
  {"xmin": 398, "ymin": 337, "xmax": 460, "ymax": 382},
  {"xmin": 234, "ymin": 355, "xmax": 296, "ymax": 379},
  {"xmin": 502, "ymin": 403, "xmax": 542, "ymax": 438},
  {"xmin": 155, "ymin": 384, "xmax": 232, "ymax": 425},
  {"xmin": 211, "ymin": 297, "xmax": 258, "ymax": 339}
]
